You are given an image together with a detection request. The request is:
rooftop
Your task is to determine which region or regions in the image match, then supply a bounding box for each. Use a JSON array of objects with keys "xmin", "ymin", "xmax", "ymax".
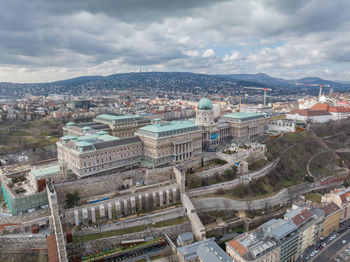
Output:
[
  {"xmin": 138, "ymin": 119, "xmax": 199, "ymax": 137},
  {"xmin": 320, "ymin": 202, "xmax": 341, "ymax": 217},
  {"xmin": 30, "ymin": 165, "xmax": 60, "ymax": 178},
  {"xmin": 221, "ymin": 112, "xmax": 265, "ymax": 122},
  {"xmin": 178, "ymin": 238, "xmax": 233, "ymax": 262},
  {"xmin": 285, "ymin": 208, "xmax": 314, "ymax": 227},
  {"xmin": 178, "ymin": 232, "xmax": 194, "ymax": 243},
  {"xmin": 95, "ymin": 114, "xmax": 141, "ymax": 121},
  {"xmin": 198, "ymin": 97, "xmax": 213, "ymax": 110},
  {"xmin": 288, "ymin": 109, "xmax": 332, "ymax": 116},
  {"xmin": 62, "ymin": 133, "xmax": 119, "ymax": 144},
  {"xmin": 61, "ymin": 134, "xmax": 141, "ymax": 152},
  {"xmin": 260, "ymin": 218, "xmax": 297, "ymax": 240},
  {"xmin": 226, "ymin": 231, "xmax": 277, "ymax": 260}
]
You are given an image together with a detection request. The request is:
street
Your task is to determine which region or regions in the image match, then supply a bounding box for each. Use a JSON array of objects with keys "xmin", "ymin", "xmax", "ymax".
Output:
[{"xmin": 307, "ymin": 221, "xmax": 350, "ymax": 262}]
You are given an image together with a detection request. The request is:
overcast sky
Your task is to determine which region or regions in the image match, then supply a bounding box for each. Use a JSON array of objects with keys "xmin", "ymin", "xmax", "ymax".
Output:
[{"xmin": 1, "ymin": 0, "xmax": 350, "ymax": 83}]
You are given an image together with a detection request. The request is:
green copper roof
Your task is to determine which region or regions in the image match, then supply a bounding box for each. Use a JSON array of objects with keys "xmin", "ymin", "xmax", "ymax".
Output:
[
  {"xmin": 198, "ymin": 97, "xmax": 213, "ymax": 110},
  {"xmin": 61, "ymin": 134, "xmax": 119, "ymax": 146},
  {"xmin": 74, "ymin": 134, "xmax": 119, "ymax": 142},
  {"xmin": 30, "ymin": 165, "xmax": 60, "ymax": 178},
  {"xmin": 138, "ymin": 119, "xmax": 199, "ymax": 138},
  {"xmin": 222, "ymin": 112, "xmax": 264, "ymax": 122},
  {"xmin": 95, "ymin": 114, "xmax": 139, "ymax": 121}
]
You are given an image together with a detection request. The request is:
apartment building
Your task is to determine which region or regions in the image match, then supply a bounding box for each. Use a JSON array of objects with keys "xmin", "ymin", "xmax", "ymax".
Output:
[
  {"xmin": 284, "ymin": 206, "xmax": 324, "ymax": 256},
  {"xmin": 322, "ymin": 187, "xmax": 350, "ymax": 221},
  {"xmin": 226, "ymin": 230, "xmax": 280, "ymax": 262},
  {"xmin": 259, "ymin": 219, "xmax": 299, "ymax": 262},
  {"xmin": 319, "ymin": 202, "xmax": 341, "ymax": 237}
]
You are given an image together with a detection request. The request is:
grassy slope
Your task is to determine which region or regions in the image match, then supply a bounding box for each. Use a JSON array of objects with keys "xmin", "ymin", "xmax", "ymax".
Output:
[{"xmin": 0, "ymin": 120, "xmax": 63, "ymax": 154}]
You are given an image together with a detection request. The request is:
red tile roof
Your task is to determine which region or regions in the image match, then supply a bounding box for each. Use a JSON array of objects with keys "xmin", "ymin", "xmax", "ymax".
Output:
[
  {"xmin": 340, "ymin": 191, "xmax": 350, "ymax": 202},
  {"xmin": 320, "ymin": 202, "xmax": 341, "ymax": 217},
  {"xmin": 291, "ymin": 209, "xmax": 313, "ymax": 226},
  {"xmin": 288, "ymin": 109, "xmax": 331, "ymax": 116},
  {"xmin": 311, "ymin": 103, "xmax": 330, "ymax": 111},
  {"xmin": 329, "ymin": 107, "xmax": 350, "ymax": 113},
  {"xmin": 227, "ymin": 239, "xmax": 247, "ymax": 257}
]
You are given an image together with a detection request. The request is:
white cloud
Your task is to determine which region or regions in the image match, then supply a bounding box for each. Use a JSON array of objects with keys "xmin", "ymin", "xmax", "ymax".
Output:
[
  {"xmin": 202, "ymin": 49, "xmax": 216, "ymax": 58},
  {"xmin": 0, "ymin": 0, "xmax": 350, "ymax": 81},
  {"xmin": 223, "ymin": 51, "xmax": 240, "ymax": 62}
]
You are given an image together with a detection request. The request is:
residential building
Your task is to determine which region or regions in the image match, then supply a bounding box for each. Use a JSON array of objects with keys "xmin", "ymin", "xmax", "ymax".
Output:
[
  {"xmin": 284, "ymin": 206, "xmax": 323, "ymax": 257},
  {"xmin": 319, "ymin": 202, "xmax": 341, "ymax": 237},
  {"xmin": 322, "ymin": 187, "xmax": 350, "ymax": 222},
  {"xmin": 259, "ymin": 219, "xmax": 299, "ymax": 262},
  {"xmin": 177, "ymin": 238, "xmax": 233, "ymax": 262},
  {"xmin": 226, "ymin": 230, "xmax": 280, "ymax": 262}
]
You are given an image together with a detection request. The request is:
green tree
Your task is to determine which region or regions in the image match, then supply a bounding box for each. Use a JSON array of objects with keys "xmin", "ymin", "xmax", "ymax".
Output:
[{"xmin": 66, "ymin": 191, "xmax": 80, "ymax": 208}]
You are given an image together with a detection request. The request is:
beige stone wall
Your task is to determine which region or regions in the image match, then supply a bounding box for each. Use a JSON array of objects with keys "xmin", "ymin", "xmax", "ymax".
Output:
[{"xmin": 55, "ymin": 168, "xmax": 145, "ymax": 201}]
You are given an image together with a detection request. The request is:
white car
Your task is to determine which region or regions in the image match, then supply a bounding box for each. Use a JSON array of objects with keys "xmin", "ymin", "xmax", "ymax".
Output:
[{"xmin": 342, "ymin": 240, "xmax": 347, "ymax": 244}]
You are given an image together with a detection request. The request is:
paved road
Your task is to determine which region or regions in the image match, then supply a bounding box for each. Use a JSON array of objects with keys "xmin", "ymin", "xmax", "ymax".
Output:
[
  {"xmin": 192, "ymin": 189, "xmax": 289, "ymax": 212},
  {"xmin": 311, "ymin": 222, "xmax": 350, "ymax": 262},
  {"xmin": 188, "ymin": 158, "xmax": 279, "ymax": 197},
  {"xmin": 192, "ymin": 182, "xmax": 344, "ymax": 212},
  {"xmin": 75, "ymin": 207, "xmax": 184, "ymax": 236}
]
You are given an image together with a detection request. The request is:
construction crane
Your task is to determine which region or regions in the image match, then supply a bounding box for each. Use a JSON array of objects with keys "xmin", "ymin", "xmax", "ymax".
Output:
[
  {"xmin": 296, "ymin": 83, "xmax": 331, "ymax": 100},
  {"xmin": 243, "ymin": 87, "xmax": 272, "ymax": 106}
]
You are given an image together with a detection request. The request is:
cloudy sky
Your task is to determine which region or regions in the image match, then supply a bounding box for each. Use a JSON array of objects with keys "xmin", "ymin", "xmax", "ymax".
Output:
[{"xmin": 1, "ymin": 0, "xmax": 350, "ymax": 82}]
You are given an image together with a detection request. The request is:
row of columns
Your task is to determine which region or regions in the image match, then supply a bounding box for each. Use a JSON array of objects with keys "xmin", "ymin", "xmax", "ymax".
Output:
[
  {"xmin": 174, "ymin": 142, "xmax": 192, "ymax": 155},
  {"xmin": 219, "ymin": 128, "xmax": 230, "ymax": 142},
  {"xmin": 73, "ymin": 187, "xmax": 179, "ymax": 226}
]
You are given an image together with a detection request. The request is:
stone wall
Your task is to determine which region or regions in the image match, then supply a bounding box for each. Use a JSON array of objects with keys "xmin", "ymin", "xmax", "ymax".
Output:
[
  {"xmin": 64, "ymin": 184, "xmax": 180, "ymax": 225},
  {"xmin": 66, "ymin": 222, "xmax": 192, "ymax": 259},
  {"xmin": 145, "ymin": 166, "xmax": 173, "ymax": 184},
  {"xmin": 181, "ymin": 194, "xmax": 206, "ymax": 241},
  {"xmin": 183, "ymin": 153, "xmax": 216, "ymax": 171},
  {"xmin": 55, "ymin": 168, "xmax": 145, "ymax": 201},
  {"xmin": 0, "ymin": 208, "xmax": 50, "ymax": 224},
  {"xmin": 73, "ymin": 207, "xmax": 185, "ymax": 237},
  {"xmin": 173, "ymin": 165, "xmax": 185, "ymax": 194},
  {"xmin": 1, "ymin": 216, "xmax": 50, "ymax": 235},
  {"xmin": 206, "ymin": 209, "xmax": 286, "ymax": 237},
  {"xmin": 0, "ymin": 235, "xmax": 47, "ymax": 253}
]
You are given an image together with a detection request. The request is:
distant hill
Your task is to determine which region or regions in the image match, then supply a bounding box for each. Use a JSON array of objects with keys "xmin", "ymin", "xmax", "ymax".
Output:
[
  {"xmin": 0, "ymin": 72, "xmax": 349, "ymax": 98},
  {"xmin": 220, "ymin": 73, "xmax": 349, "ymax": 89}
]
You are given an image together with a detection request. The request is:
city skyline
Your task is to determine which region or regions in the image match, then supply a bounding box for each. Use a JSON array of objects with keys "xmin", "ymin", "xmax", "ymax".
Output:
[{"xmin": 1, "ymin": 0, "xmax": 350, "ymax": 83}]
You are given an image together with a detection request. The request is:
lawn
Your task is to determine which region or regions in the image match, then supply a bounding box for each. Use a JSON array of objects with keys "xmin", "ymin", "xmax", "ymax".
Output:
[
  {"xmin": 74, "ymin": 216, "xmax": 188, "ymax": 243},
  {"xmin": 305, "ymin": 193, "xmax": 322, "ymax": 203}
]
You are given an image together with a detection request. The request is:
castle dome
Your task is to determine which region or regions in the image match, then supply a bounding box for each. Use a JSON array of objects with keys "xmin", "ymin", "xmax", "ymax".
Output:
[{"xmin": 198, "ymin": 97, "xmax": 213, "ymax": 110}]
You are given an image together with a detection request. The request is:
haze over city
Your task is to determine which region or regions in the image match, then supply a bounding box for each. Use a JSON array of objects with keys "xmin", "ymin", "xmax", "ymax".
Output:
[{"xmin": 1, "ymin": 0, "xmax": 350, "ymax": 82}]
